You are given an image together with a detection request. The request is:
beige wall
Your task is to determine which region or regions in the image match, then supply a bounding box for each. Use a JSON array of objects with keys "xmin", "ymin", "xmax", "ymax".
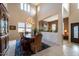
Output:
[
  {"xmin": 7, "ymin": 3, "xmax": 35, "ymax": 40},
  {"xmin": 69, "ymin": 3, "xmax": 79, "ymax": 42}
]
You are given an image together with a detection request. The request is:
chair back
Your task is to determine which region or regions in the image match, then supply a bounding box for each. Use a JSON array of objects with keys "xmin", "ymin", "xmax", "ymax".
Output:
[
  {"xmin": 32, "ymin": 33, "xmax": 42, "ymax": 52},
  {"xmin": 35, "ymin": 33, "xmax": 42, "ymax": 44}
]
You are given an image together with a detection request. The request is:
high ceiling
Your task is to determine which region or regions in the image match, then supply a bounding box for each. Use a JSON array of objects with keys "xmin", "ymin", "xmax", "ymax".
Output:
[{"xmin": 31, "ymin": 3, "xmax": 40, "ymax": 6}]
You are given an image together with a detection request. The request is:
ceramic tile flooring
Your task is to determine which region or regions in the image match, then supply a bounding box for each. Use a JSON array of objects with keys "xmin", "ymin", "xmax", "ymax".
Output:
[
  {"xmin": 4, "ymin": 39, "xmax": 79, "ymax": 56},
  {"xmin": 63, "ymin": 40, "xmax": 79, "ymax": 56},
  {"xmin": 5, "ymin": 40, "xmax": 16, "ymax": 56}
]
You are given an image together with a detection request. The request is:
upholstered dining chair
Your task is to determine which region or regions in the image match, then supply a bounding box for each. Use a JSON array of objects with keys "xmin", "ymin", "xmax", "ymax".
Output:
[{"xmin": 31, "ymin": 33, "xmax": 42, "ymax": 53}]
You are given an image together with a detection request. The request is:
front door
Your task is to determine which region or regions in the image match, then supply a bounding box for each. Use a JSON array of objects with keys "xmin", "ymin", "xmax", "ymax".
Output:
[{"xmin": 71, "ymin": 23, "xmax": 79, "ymax": 43}]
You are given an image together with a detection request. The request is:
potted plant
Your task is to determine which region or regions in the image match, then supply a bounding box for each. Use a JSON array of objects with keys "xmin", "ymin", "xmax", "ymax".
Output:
[{"xmin": 33, "ymin": 28, "xmax": 37, "ymax": 35}]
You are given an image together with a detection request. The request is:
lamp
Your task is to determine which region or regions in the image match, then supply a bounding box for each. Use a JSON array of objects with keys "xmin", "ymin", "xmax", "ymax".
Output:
[
  {"xmin": 64, "ymin": 29, "xmax": 67, "ymax": 33},
  {"xmin": 64, "ymin": 29, "xmax": 67, "ymax": 36}
]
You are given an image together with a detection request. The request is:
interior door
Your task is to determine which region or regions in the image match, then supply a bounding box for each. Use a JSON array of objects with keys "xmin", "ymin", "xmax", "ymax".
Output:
[{"xmin": 71, "ymin": 23, "xmax": 79, "ymax": 43}]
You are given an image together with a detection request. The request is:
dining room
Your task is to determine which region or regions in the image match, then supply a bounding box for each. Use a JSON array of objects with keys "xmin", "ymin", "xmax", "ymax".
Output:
[{"xmin": 0, "ymin": 3, "xmax": 63, "ymax": 56}]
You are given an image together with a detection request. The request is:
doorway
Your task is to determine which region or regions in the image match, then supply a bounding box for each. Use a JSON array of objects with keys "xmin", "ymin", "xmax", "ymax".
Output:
[{"xmin": 71, "ymin": 23, "xmax": 79, "ymax": 43}]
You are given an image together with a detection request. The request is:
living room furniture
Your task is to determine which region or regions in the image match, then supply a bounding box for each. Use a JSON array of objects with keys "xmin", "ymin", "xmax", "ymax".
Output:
[
  {"xmin": 63, "ymin": 35, "xmax": 68, "ymax": 40},
  {"xmin": 63, "ymin": 29, "xmax": 69, "ymax": 40},
  {"xmin": 0, "ymin": 3, "xmax": 9, "ymax": 56}
]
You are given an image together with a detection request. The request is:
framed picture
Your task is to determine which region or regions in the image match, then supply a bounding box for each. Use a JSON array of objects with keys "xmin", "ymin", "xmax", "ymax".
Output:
[{"xmin": 10, "ymin": 25, "xmax": 16, "ymax": 30}]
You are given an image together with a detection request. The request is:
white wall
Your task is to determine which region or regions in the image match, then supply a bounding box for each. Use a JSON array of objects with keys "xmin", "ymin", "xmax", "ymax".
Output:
[
  {"xmin": 41, "ymin": 32, "xmax": 59, "ymax": 44},
  {"xmin": 63, "ymin": 7, "xmax": 69, "ymax": 18},
  {"xmin": 38, "ymin": 3, "xmax": 62, "ymax": 21},
  {"xmin": 69, "ymin": 3, "xmax": 79, "ymax": 42}
]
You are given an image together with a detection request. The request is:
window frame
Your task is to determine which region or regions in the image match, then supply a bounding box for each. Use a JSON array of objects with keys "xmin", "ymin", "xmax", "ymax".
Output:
[
  {"xmin": 18, "ymin": 22, "xmax": 32, "ymax": 33},
  {"xmin": 18, "ymin": 22, "xmax": 26, "ymax": 32}
]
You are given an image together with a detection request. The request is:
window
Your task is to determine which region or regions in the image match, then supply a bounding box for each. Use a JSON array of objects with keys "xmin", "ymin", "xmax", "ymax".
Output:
[
  {"xmin": 18, "ymin": 22, "xmax": 32, "ymax": 33},
  {"xmin": 0, "ymin": 18, "xmax": 8, "ymax": 35},
  {"xmin": 78, "ymin": 4, "xmax": 79, "ymax": 9},
  {"xmin": 18, "ymin": 22, "xmax": 25, "ymax": 32},
  {"xmin": 20, "ymin": 3, "xmax": 36, "ymax": 16},
  {"xmin": 52, "ymin": 24, "xmax": 56, "ymax": 32},
  {"xmin": 43, "ymin": 23, "xmax": 48, "ymax": 31},
  {"xmin": 30, "ymin": 7, "xmax": 36, "ymax": 16},
  {"xmin": 26, "ymin": 23, "xmax": 32, "ymax": 32},
  {"xmin": 1, "ymin": 19, "xmax": 5, "ymax": 34},
  {"xmin": 20, "ymin": 3, "xmax": 30, "ymax": 12},
  {"xmin": 74, "ymin": 26, "xmax": 78, "ymax": 38},
  {"xmin": 26, "ymin": 23, "xmax": 32, "ymax": 37},
  {"xmin": 62, "ymin": 3, "xmax": 69, "ymax": 12},
  {"xmin": 28, "ymin": 4, "xmax": 31, "ymax": 12},
  {"xmin": 18, "ymin": 22, "xmax": 32, "ymax": 38},
  {"xmin": 62, "ymin": 22, "xmax": 64, "ymax": 35},
  {"xmin": 24, "ymin": 3, "xmax": 28, "ymax": 11},
  {"xmin": 20, "ymin": 3, "xmax": 23, "ymax": 10},
  {"xmin": 37, "ymin": 6, "xmax": 40, "ymax": 12}
]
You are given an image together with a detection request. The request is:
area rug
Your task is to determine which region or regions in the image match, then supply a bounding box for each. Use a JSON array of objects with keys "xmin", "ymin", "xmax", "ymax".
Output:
[{"xmin": 15, "ymin": 40, "xmax": 50, "ymax": 56}]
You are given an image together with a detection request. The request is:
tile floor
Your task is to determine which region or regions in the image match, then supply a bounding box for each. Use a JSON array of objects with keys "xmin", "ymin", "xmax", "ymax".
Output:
[
  {"xmin": 4, "ymin": 39, "xmax": 79, "ymax": 56},
  {"xmin": 63, "ymin": 40, "xmax": 79, "ymax": 56},
  {"xmin": 5, "ymin": 40, "xmax": 16, "ymax": 56}
]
